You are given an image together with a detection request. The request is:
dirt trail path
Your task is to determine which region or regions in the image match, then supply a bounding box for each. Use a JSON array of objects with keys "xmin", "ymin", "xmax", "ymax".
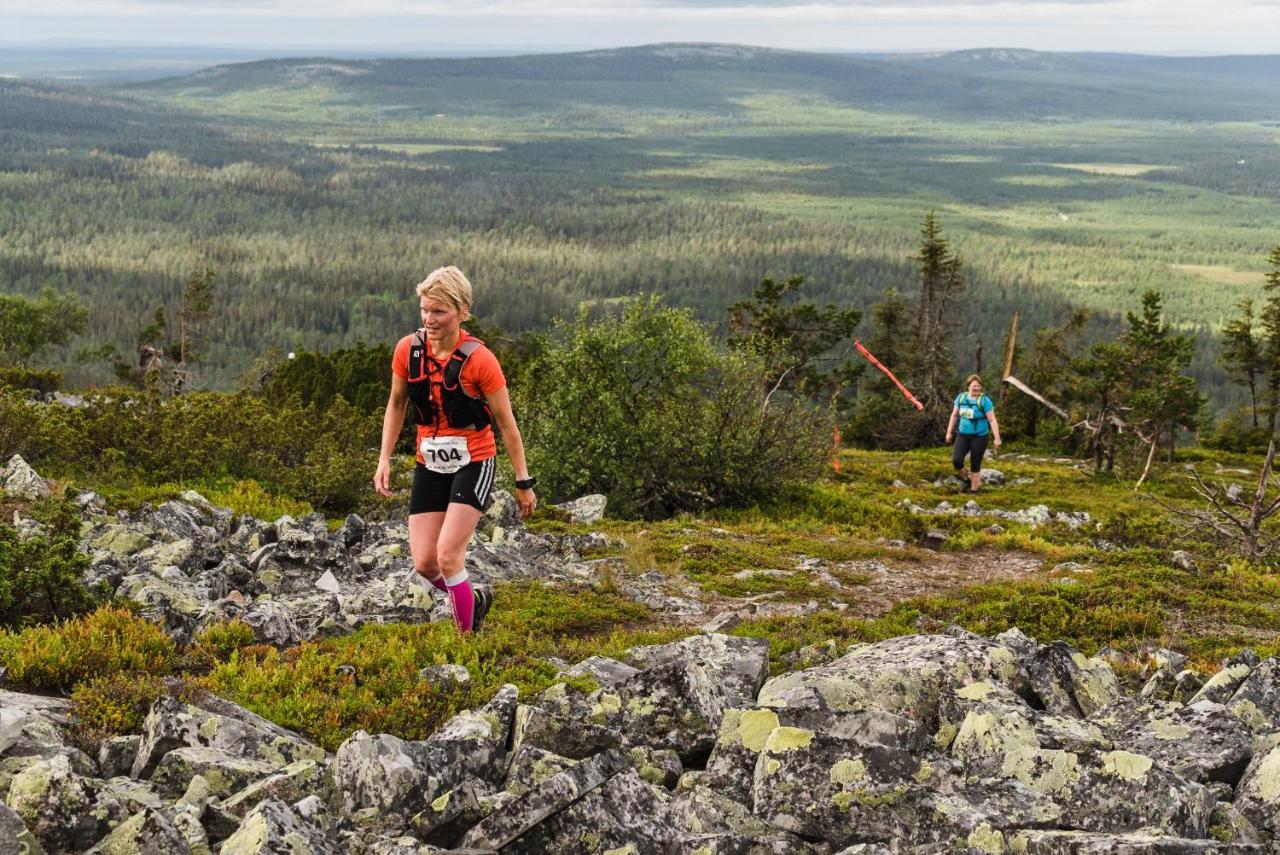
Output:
[{"xmin": 838, "ymin": 550, "xmax": 1044, "ymax": 618}]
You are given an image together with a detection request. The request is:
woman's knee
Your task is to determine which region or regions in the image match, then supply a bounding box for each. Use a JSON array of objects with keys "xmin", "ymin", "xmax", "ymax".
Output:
[{"xmin": 436, "ymin": 543, "xmax": 467, "ymax": 573}]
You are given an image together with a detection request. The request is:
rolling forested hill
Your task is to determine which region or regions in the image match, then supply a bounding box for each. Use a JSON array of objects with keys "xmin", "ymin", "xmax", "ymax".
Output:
[{"xmin": 2, "ymin": 44, "xmax": 1279, "ymax": 392}]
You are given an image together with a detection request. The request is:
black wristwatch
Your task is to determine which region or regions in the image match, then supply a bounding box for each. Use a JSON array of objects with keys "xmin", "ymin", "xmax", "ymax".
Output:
[{"xmin": 514, "ymin": 477, "xmax": 536, "ymax": 490}]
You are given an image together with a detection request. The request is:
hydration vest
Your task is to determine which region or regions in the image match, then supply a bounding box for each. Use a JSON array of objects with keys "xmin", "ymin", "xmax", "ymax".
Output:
[
  {"xmin": 405, "ymin": 332, "xmax": 492, "ymax": 431},
  {"xmin": 955, "ymin": 393, "xmax": 991, "ymax": 432}
]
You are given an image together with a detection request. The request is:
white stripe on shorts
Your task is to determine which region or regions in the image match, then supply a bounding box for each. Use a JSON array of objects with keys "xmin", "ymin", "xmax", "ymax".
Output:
[{"xmin": 476, "ymin": 457, "xmax": 495, "ymax": 505}]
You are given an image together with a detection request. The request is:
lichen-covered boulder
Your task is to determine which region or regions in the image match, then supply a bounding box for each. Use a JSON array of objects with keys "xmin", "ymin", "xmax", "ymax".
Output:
[
  {"xmin": 702, "ymin": 707, "xmax": 783, "ymax": 806},
  {"xmin": 1089, "ymin": 697, "xmax": 1253, "ymax": 785},
  {"xmin": 0, "ymin": 801, "xmax": 43, "ymax": 855},
  {"xmin": 6, "ymin": 752, "xmax": 129, "ymax": 853},
  {"xmin": 577, "ymin": 659, "xmax": 731, "ymax": 761},
  {"xmin": 1225, "ymin": 657, "xmax": 1280, "ymax": 732},
  {"xmin": 420, "ymin": 683, "xmax": 518, "ymax": 786},
  {"xmin": 85, "ymin": 806, "xmax": 191, "ymax": 855},
  {"xmin": 562, "ymin": 655, "xmax": 640, "ymax": 687},
  {"xmin": 503, "ymin": 745, "xmax": 578, "ymax": 796},
  {"xmin": 1005, "ymin": 829, "xmax": 1265, "ymax": 853},
  {"xmin": 757, "ymin": 632, "xmax": 1026, "ymax": 735},
  {"xmin": 1233, "ymin": 741, "xmax": 1280, "ymax": 836},
  {"xmin": 98, "ymin": 734, "xmax": 142, "ymax": 778},
  {"xmin": 217, "ymin": 758, "xmax": 336, "ymax": 817},
  {"xmin": 499, "ymin": 768, "xmax": 677, "ymax": 854},
  {"xmin": 510, "ymin": 703, "xmax": 621, "ymax": 760},
  {"xmin": 669, "ymin": 783, "xmax": 784, "ymax": 837},
  {"xmin": 551, "ymin": 493, "xmax": 607, "ymax": 523},
  {"xmin": 675, "ymin": 832, "xmax": 829, "ymax": 854},
  {"xmin": 406, "ymin": 777, "xmax": 496, "ymax": 848},
  {"xmin": 131, "ymin": 695, "xmax": 324, "ymax": 780},
  {"xmin": 625, "ymin": 745, "xmax": 681, "ymax": 790},
  {"xmin": 2, "ymin": 454, "xmax": 51, "ymax": 499},
  {"xmin": 1189, "ymin": 658, "xmax": 1254, "ymax": 706},
  {"xmin": 750, "ymin": 725, "xmax": 1057, "ymax": 847},
  {"xmin": 1052, "ymin": 750, "xmax": 1215, "ymax": 836},
  {"xmin": 218, "ymin": 798, "xmax": 332, "ymax": 855},
  {"xmin": 625, "ymin": 633, "xmax": 769, "ymax": 710},
  {"xmin": 1026, "ymin": 641, "xmax": 1121, "ymax": 718},
  {"xmin": 332, "ymin": 731, "xmax": 439, "ymax": 824},
  {"xmin": 461, "ymin": 749, "xmax": 629, "ymax": 850},
  {"xmin": 149, "ymin": 745, "xmax": 283, "ymax": 799}
]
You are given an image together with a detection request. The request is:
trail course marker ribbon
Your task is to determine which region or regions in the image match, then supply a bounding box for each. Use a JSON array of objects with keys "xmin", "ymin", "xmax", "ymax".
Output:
[{"xmin": 854, "ymin": 340, "xmax": 924, "ymax": 411}]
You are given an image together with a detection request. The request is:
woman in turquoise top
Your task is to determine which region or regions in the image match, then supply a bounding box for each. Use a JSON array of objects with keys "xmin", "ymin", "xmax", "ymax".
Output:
[{"xmin": 946, "ymin": 374, "xmax": 1001, "ymax": 493}]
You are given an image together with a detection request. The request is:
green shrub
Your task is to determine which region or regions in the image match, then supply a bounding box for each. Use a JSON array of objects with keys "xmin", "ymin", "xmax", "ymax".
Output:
[
  {"xmin": 69, "ymin": 672, "xmax": 168, "ymax": 743},
  {"xmin": 519, "ymin": 298, "xmax": 834, "ymax": 519},
  {"xmin": 204, "ymin": 583, "xmax": 677, "ymax": 749},
  {"xmin": 0, "ymin": 366, "xmax": 61, "ymax": 395},
  {"xmin": 262, "ymin": 343, "xmax": 393, "ymax": 414},
  {"xmin": 0, "ymin": 385, "xmax": 77, "ymax": 463},
  {"xmin": 0, "ymin": 493, "xmax": 101, "ymax": 628},
  {"xmin": 0, "ymin": 606, "xmax": 177, "ymax": 692}
]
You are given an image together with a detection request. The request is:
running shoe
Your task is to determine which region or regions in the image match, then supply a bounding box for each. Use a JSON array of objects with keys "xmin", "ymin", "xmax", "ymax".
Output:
[{"xmin": 472, "ymin": 586, "xmax": 493, "ymax": 633}]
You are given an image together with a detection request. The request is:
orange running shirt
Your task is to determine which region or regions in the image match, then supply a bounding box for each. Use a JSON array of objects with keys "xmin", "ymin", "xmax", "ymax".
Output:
[{"xmin": 392, "ymin": 330, "xmax": 506, "ymax": 463}]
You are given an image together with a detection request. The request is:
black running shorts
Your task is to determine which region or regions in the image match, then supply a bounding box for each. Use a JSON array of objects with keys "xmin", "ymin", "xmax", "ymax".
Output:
[
  {"xmin": 952, "ymin": 433, "xmax": 989, "ymax": 473},
  {"xmin": 409, "ymin": 458, "xmax": 497, "ymax": 514}
]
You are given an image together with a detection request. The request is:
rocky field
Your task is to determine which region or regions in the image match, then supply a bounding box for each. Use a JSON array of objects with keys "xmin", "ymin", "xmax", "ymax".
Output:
[{"xmin": 5, "ymin": 451, "xmax": 1280, "ymax": 852}]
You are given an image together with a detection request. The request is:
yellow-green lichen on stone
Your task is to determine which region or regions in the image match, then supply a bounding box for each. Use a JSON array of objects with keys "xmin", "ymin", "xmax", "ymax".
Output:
[
  {"xmin": 967, "ymin": 822, "xmax": 1005, "ymax": 854},
  {"xmin": 988, "ymin": 647, "xmax": 1018, "ymax": 683},
  {"xmin": 604, "ymin": 845, "xmax": 638, "ymax": 855},
  {"xmin": 829, "ymin": 758, "xmax": 866, "ymax": 786},
  {"xmin": 590, "ymin": 693, "xmax": 622, "ymax": 723},
  {"xmin": 432, "ymin": 791, "xmax": 451, "ymax": 812},
  {"xmin": 736, "ymin": 709, "xmax": 781, "ymax": 753},
  {"xmin": 934, "ymin": 722, "xmax": 958, "ymax": 751},
  {"xmin": 219, "ymin": 811, "xmax": 270, "ymax": 854},
  {"xmin": 1151, "ymin": 719, "xmax": 1192, "ymax": 741},
  {"xmin": 957, "ymin": 682, "xmax": 996, "ymax": 701},
  {"xmin": 1101, "ymin": 750, "xmax": 1153, "ymax": 782},
  {"xmin": 1248, "ymin": 746, "xmax": 1280, "ymax": 802},
  {"xmin": 1002, "ymin": 747, "xmax": 1080, "ymax": 796},
  {"xmin": 763, "ymin": 727, "xmax": 814, "ymax": 754},
  {"xmin": 1229, "ymin": 699, "xmax": 1268, "ymax": 732},
  {"xmin": 1008, "ymin": 831, "xmax": 1030, "ymax": 854}
]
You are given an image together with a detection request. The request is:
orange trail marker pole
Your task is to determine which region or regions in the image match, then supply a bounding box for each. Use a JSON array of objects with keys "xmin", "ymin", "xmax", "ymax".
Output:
[{"xmin": 854, "ymin": 340, "xmax": 924, "ymax": 411}]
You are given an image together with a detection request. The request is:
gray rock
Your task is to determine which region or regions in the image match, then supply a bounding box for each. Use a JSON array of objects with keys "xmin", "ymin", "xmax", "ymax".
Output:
[
  {"xmin": 1189, "ymin": 660, "xmax": 1254, "ymax": 706},
  {"xmin": 460, "ymin": 748, "xmax": 628, "ymax": 850},
  {"xmin": 1027, "ymin": 641, "xmax": 1121, "ymax": 718},
  {"xmin": 0, "ymin": 801, "xmax": 43, "ymax": 855},
  {"xmin": 2, "ymin": 454, "xmax": 51, "ymax": 500},
  {"xmin": 419, "ymin": 663, "xmax": 471, "ymax": 689},
  {"xmin": 150, "ymin": 745, "xmax": 283, "ymax": 799},
  {"xmin": 502, "ymin": 745, "xmax": 578, "ymax": 797},
  {"xmin": 5, "ymin": 752, "xmax": 128, "ymax": 853},
  {"xmin": 1089, "ymin": 697, "xmax": 1253, "ymax": 785},
  {"xmin": 94, "ymin": 734, "xmax": 138, "ymax": 779},
  {"xmin": 982, "ymin": 467, "xmax": 1006, "ymax": 485},
  {"xmin": 1233, "ymin": 740, "xmax": 1280, "ymax": 836},
  {"xmin": 757, "ymin": 632, "xmax": 1027, "ymax": 735},
  {"xmin": 131, "ymin": 695, "xmax": 324, "ymax": 780},
  {"xmin": 562, "ymin": 655, "xmax": 641, "ymax": 687},
  {"xmin": 85, "ymin": 806, "xmax": 191, "ymax": 855},
  {"xmin": 511, "ymin": 703, "xmax": 622, "ymax": 760},
  {"xmin": 407, "ymin": 777, "xmax": 496, "ymax": 848},
  {"xmin": 1225, "ymin": 657, "xmax": 1280, "ymax": 732},
  {"xmin": 218, "ymin": 758, "xmax": 337, "ymax": 818},
  {"xmin": 625, "ymin": 633, "xmax": 770, "ymax": 711},
  {"xmin": 1171, "ymin": 550, "xmax": 1196, "ymax": 571},
  {"xmin": 501, "ymin": 767, "xmax": 678, "ymax": 853},
  {"xmin": 1006, "ymin": 829, "xmax": 1263, "ymax": 853},
  {"xmin": 218, "ymin": 797, "xmax": 332, "ymax": 855},
  {"xmin": 551, "ymin": 493, "xmax": 607, "ymax": 523}
]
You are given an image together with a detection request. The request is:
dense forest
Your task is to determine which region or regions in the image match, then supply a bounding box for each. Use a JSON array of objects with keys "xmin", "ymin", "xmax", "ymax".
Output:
[{"xmin": 1, "ymin": 44, "xmax": 1279, "ymax": 398}]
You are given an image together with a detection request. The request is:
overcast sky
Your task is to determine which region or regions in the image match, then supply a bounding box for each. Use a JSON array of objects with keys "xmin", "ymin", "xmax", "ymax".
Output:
[{"xmin": 2, "ymin": 0, "xmax": 1277, "ymax": 55}]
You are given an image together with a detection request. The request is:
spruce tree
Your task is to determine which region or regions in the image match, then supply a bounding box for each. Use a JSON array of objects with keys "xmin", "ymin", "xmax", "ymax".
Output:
[{"xmin": 1221, "ymin": 298, "xmax": 1263, "ymax": 428}]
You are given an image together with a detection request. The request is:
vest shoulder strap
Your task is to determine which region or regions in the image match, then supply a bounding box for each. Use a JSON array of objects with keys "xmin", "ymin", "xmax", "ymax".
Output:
[{"xmin": 444, "ymin": 339, "xmax": 485, "ymax": 398}]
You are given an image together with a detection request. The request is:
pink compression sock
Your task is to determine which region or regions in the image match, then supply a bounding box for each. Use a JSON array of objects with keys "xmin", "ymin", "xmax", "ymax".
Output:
[
  {"xmin": 445, "ymin": 573, "xmax": 476, "ymax": 633},
  {"xmin": 418, "ymin": 571, "xmax": 448, "ymax": 592}
]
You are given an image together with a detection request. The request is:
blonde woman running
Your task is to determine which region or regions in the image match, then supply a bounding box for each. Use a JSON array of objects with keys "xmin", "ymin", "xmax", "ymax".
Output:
[{"xmin": 373, "ymin": 266, "xmax": 537, "ymax": 632}]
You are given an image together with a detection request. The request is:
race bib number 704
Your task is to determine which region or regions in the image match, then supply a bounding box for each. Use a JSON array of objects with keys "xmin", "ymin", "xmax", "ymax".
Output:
[{"xmin": 420, "ymin": 436, "xmax": 471, "ymax": 474}]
